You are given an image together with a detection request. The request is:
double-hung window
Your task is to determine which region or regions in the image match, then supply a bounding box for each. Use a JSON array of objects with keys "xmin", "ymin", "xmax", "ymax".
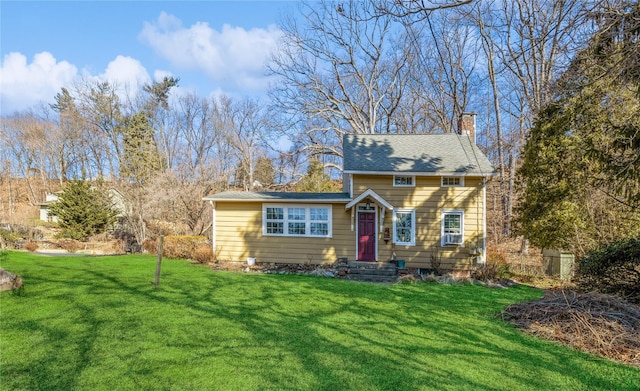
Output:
[
  {"xmin": 265, "ymin": 207, "xmax": 284, "ymax": 234},
  {"xmin": 287, "ymin": 207, "xmax": 306, "ymax": 235},
  {"xmin": 393, "ymin": 209, "xmax": 415, "ymax": 246},
  {"xmin": 441, "ymin": 210, "xmax": 464, "ymax": 246},
  {"xmin": 310, "ymin": 207, "xmax": 329, "ymax": 236},
  {"xmin": 263, "ymin": 205, "xmax": 331, "ymax": 238}
]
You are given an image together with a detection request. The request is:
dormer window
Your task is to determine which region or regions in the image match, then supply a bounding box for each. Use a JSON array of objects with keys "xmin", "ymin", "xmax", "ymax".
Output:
[
  {"xmin": 442, "ymin": 177, "xmax": 463, "ymax": 187},
  {"xmin": 393, "ymin": 175, "xmax": 415, "ymax": 187}
]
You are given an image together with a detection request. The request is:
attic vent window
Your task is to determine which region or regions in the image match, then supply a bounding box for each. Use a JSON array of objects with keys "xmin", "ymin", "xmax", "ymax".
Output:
[
  {"xmin": 442, "ymin": 177, "xmax": 463, "ymax": 187},
  {"xmin": 393, "ymin": 175, "xmax": 415, "ymax": 187}
]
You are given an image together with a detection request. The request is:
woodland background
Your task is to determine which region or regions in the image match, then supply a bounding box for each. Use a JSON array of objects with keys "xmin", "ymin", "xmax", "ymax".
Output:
[{"xmin": 1, "ymin": 0, "xmax": 638, "ymax": 261}]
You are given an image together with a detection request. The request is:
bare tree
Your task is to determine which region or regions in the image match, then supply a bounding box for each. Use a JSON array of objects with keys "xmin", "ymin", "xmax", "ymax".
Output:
[
  {"xmin": 374, "ymin": 0, "xmax": 475, "ymax": 16},
  {"xmin": 405, "ymin": 8, "xmax": 482, "ymax": 133},
  {"xmin": 0, "ymin": 113, "xmax": 55, "ymax": 205},
  {"xmin": 499, "ymin": 0, "xmax": 588, "ymax": 118},
  {"xmin": 268, "ymin": 0, "xmax": 413, "ymax": 163},
  {"xmin": 73, "ymin": 79, "xmax": 126, "ymax": 178},
  {"xmin": 225, "ymin": 98, "xmax": 270, "ymax": 191}
]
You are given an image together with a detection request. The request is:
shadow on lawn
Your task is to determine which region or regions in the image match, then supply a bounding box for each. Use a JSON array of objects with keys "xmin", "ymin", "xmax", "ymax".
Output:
[{"xmin": 2, "ymin": 256, "xmax": 639, "ymax": 390}]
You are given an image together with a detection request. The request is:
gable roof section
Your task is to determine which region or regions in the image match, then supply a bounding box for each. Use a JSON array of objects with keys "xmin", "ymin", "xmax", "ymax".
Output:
[
  {"xmin": 343, "ymin": 134, "xmax": 496, "ymax": 176},
  {"xmin": 345, "ymin": 189, "xmax": 393, "ymax": 210},
  {"xmin": 203, "ymin": 191, "xmax": 351, "ymax": 203}
]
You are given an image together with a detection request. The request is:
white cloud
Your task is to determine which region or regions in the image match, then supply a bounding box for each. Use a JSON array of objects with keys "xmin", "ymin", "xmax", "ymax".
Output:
[
  {"xmin": 139, "ymin": 12, "xmax": 282, "ymax": 93},
  {"xmin": 0, "ymin": 52, "xmax": 156, "ymax": 115},
  {"xmin": 153, "ymin": 69, "xmax": 174, "ymax": 82},
  {"xmin": 100, "ymin": 55, "xmax": 151, "ymax": 93},
  {"xmin": 0, "ymin": 51, "xmax": 77, "ymax": 114}
]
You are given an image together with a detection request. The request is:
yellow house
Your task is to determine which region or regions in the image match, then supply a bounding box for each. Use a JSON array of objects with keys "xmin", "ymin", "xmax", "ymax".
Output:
[{"xmin": 204, "ymin": 114, "xmax": 496, "ymax": 272}]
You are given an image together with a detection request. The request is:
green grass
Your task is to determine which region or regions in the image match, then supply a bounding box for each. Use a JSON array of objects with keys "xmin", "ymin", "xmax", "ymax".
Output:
[{"xmin": 1, "ymin": 252, "xmax": 639, "ymax": 391}]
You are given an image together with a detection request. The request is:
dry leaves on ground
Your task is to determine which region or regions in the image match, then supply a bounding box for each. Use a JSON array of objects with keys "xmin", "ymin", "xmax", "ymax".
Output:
[{"xmin": 503, "ymin": 290, "xmax": 640, "ymax": 368}]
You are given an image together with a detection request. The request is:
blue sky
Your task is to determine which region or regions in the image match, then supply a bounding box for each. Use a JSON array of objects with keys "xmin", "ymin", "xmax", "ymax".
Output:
[{"xmin": 1, "ymin": 1, "xmax": 297, "ymax": 115}]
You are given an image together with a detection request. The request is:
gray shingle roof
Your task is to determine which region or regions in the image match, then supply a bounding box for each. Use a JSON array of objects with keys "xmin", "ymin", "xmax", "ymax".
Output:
[
  {"xmin": 203, "ymin": 191, "xmax": 351, "ymax": 202},
  {"xmin": 343, "ymin": 134, "xmax": 496, "ymax": 175}
]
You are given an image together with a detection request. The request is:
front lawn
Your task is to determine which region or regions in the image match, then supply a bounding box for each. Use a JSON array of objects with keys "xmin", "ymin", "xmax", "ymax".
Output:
[{"xmin": 1, "ymin": 252, "xmax": 639, "ymax": 390}]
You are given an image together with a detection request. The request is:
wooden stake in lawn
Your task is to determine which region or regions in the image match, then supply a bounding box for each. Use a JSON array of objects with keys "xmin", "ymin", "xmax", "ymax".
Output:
[{"xmin": 154, "ymin": 236, "xmax": 163, "ymax": 287}]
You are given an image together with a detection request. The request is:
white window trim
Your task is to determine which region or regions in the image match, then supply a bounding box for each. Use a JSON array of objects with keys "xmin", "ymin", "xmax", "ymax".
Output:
[
  {"xmin": 393, "ymin": 175, "xmax": 415, "ymax": 187},
  {"xmin": 441, "ymin": 176, "xmax": 464, "ymax": 187},
  {"xmin": 263, "ymin": 204, "xmax": 332, "ymax": 238},
  {"xmin": 393, "ymin": 209, "xmax": 416, "ymax": 246},
  {"xmin": 441, "ymin": 210, "xmax": 464, "ymax": 247}
]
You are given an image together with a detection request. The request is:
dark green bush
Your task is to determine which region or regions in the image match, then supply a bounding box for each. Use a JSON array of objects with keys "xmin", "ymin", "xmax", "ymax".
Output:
[{"xmin": 576, "ymin": 238, "xmax": 640, "ymax": 304}]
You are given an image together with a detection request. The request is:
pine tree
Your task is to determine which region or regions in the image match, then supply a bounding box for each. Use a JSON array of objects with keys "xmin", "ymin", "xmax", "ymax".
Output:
[
  {"xmin": 295, "ymin": 158, "xmax": 340, "ymax": 192},
  {"xmin": 49, "ymin": 181, "xmax": 120, "ymax": 240},
  {"xmin": 120, "ymin": 112, "xmax": 163, "ymax": 184}
]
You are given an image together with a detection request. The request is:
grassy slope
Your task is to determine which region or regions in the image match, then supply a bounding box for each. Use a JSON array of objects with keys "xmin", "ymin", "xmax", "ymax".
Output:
[{"xmin": 1, "ymin": 252, "xmax": 639, "ymax": 391}]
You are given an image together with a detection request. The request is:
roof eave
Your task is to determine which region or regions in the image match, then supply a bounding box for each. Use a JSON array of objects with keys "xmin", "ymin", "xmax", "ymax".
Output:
[
  {"xmin": 343, "ymin": 170, "xmax": 498, "ymax": 177},
  {"xmin": 202, "ymin": 196, "xmax": 351, "ymax": 203}
]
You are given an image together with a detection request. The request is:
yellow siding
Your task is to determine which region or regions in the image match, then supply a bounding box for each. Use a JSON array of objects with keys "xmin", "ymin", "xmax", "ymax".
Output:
[
  {"xmin": 353, "ymin": 175, "xmax": 486, "ymax": 270},
  {"xmin": 213, "ymin": 174, "xmax": 487, "ymax": 271},
  {"xmin": 214, "ymin": 202, "xmax": 354, "ymax": 264}
]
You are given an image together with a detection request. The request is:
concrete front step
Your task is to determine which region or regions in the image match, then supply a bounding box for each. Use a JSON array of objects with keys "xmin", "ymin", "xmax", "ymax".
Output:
[
  {"xmin": 340, "ymin": 261, "xmax": 399, "ymax": 283},
  {"xmin": 344, "ymin": 274, "xmax": 399, "ymax": 283},
  {"xmin": 347, "ymin": 261, "xmax": 397, "ymax": 269},
  {"xmin": 347, "ymin": 268, "xmax": 398, "ymax": 276}
]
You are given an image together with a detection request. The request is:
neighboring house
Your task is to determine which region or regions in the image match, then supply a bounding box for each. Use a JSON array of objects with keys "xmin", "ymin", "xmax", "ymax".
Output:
[
  {"xmin": 39, "ymin": 192, "xmax": 63, "ymax": 223},
  {"xmin": 203, "ymin": 113, "xmax": 497, "ymax": 272}
]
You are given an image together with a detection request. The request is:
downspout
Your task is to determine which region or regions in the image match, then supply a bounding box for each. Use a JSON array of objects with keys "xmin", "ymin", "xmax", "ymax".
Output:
[
  {"xmin": 210, "ymin": 201, "xmax": 216, "ymax": 259},
  {"xmin": 481, "ymin": 178, "xmax": 487, "ymax": 263}
]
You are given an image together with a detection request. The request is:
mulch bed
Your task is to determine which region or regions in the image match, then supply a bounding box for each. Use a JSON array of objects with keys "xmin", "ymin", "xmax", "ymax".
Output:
[{"xmin": 502, "ymin": 290, "xmax": 640, "ymax": 368}]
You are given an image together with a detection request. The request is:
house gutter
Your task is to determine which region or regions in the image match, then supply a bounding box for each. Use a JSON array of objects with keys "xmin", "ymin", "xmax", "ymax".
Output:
[{"xmin": 343, "ymin": 170, "xmax": 499, "ymax": 177}]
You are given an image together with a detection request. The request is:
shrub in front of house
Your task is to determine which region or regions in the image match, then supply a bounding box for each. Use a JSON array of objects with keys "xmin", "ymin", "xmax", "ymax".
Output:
[
  {"xmin": 162, "ymin": 236, "xmax": 208, "ymax": 260},
  {"xmin": 576, "ymin": 237, "xmax": 640, "ymax": 304},
  {"xmin": 59, "ymin": 240, "xmax": 82, "ymax": 253},
  {"xmin": 191, "ymin": 245, "xmax": 213, "ymax": 264},
  {"xmin": 0, "ymin": 229, "xmax": 23, "ymax": 249},
  {"xmin": 22, "ymin": 241, "xmax": 38, "ymax": 252},
  {"xmin": 142, "ymin": 239, "xmax": 157, "ymax": 255},
  {"xmin": 473, "ymin": 245, "xmax": 510, "ymax": 280}
]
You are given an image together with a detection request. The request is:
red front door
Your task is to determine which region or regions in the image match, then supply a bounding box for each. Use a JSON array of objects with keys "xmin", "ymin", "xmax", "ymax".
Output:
[{"xmin": 357, "ymin": 212, "xmax": 376, "ymax": 261}]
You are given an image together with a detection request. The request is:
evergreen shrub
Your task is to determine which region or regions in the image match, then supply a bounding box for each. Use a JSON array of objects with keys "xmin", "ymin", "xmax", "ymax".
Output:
[
  {"xmin": 576, "ymin": 238, "xmax": 640, "ymax": 304},
  {"xmin": 49, "ymin": 181, "xmax": 119, "ymax": 241}
]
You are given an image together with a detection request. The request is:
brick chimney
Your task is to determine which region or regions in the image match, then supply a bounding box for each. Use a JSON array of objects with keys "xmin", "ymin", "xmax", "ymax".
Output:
[{"xmin": 458, "ymin": 112, "xmax": 476, "ymax": 143}]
